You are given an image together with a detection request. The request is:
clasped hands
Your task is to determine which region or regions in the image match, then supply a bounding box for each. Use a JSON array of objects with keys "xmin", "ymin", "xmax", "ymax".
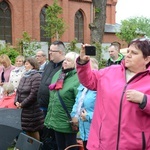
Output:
[{"xmin": 15, "ymin": 102, "xmax": 22, "ymax": 109}]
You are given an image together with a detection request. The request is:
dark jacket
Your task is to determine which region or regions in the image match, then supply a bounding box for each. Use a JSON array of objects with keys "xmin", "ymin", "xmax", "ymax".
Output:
[
  {"xmin": 15, "ymin": 70, "xmax": 44, "ymax": 132},
  {"xmin": 37, "ymin": 61, "xmax": 63, "ymax": 108}
]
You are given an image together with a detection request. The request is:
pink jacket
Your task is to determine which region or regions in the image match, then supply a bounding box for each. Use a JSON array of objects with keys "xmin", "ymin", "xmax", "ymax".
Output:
[
  {"xmin": 0, "ymin": 65, "xmax": 15, "ymax": 83},
  {"xmin": 77, "ymin": 60, "xmax": 150, "ymax": 150}
]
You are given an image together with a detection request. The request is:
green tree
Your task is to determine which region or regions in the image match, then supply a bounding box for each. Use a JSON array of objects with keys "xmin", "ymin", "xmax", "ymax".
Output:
[
  {"xmin": 0, "ymin": 44, "xmax": 19, "ymax": 64},
  {"xmin": 116, "ymin": 16, "xmax": 150, "ymax": 44},
  {"xmin": 66, "ymin": 38, "xmax": 80, "ymax": 53},
  {"xmin": 42, "ymin": 0, "xmax": 66, "ymax": 41},
  {"xmin": 17, "ymin": 31, "xmax": 41, "ymax": 57}
]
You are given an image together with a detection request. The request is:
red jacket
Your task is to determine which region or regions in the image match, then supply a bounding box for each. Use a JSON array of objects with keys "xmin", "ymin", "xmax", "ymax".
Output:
[
  {"xmin": 77, "ymin": 60, "xmax": 150, "ymax": 150},
  {"xmin": 0, "ymin": 93, "xmax": 17, "ymax": 108}
]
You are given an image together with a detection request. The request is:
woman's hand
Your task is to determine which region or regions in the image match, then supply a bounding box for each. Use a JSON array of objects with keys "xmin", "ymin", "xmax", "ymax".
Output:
[
  {"xmin": 15, "ymin": 102, "xmax": 22, "ymax": 109},
  {"xmin": 71, "ymin": 117, "xmax": 78, "ymax": 127},
  {"xmin": 80, "ymin": 109, "xmax": 87, "ymax": 121},
  {"xmin": 72, "ymin": 117, "xmax": 78, "ymax": 123},
  {"xmin": 79, "ymin": 44, "xmax": 90, "ymax": 64},
  {"xmin": 126, "ymin": 90, "xmax": 144, "ymax": 104}
]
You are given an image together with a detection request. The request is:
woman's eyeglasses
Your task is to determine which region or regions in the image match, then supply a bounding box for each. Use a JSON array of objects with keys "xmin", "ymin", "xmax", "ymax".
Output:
[{"xmin": 132, "ymin": 37, "xmax": 150, "ymax": 42}]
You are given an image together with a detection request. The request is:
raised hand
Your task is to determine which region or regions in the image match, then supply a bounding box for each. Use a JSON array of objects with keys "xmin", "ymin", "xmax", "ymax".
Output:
[{"xmin": 79, "ymin": 44, "xmax": 90, "ymax": 63}]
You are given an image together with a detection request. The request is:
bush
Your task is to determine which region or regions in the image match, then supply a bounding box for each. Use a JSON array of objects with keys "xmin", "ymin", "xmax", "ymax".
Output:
[{"xmin": 0, "ymin": 46, "xmax": 20, "ymax": 65}]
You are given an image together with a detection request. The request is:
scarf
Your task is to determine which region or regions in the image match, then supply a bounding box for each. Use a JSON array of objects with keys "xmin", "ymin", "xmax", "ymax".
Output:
[
  {"xmin": 23, "ymin": 69, "xmax": 37, "ymax": 78},
  {"xmin": 75, "ymin": 87, "xmax": 88, "ymax": 118},
  {"xmin": 49, "ymin": 68, "xmax": 74, "ymax": 90}
]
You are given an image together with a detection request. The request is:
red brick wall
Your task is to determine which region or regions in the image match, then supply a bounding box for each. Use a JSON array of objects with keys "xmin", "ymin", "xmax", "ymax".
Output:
[
  {"xmin": 103, "ymin": 33, "xmax": 128, "ymax": 49},
  {"xmin": 2, "ymin": 0, "xmax": 124, "ymax": 46},
  {"xmin": 61, "ymin": 1, "xmax": 92, "ymax": 43},
  {"xmin": 106, "ymin": 0, "xmax": 117, "ymax": 24}
]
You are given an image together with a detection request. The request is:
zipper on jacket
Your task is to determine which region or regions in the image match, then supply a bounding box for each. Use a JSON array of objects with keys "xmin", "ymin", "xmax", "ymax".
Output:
[
  {"xmin": 116, "ymin": 71, "xmax": 148, "ymax": 150},
  {"xmin": 142, "ymin": 132, "xmax": 146, "ymax": 150},
  {"xmin": 116, "ymin": 84, "xmax": 127, "ymax": 150}
]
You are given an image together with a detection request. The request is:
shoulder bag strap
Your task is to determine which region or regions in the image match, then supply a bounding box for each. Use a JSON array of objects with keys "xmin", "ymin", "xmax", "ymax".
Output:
[{"xmin": 57, "ymin": 90, "xmax": 72, "ymax": 120}]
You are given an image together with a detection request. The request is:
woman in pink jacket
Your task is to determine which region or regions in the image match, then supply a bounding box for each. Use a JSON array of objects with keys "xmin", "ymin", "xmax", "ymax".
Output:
[
  {"xmin": 0, "ymin": 54, "xmax": 15, "ymax": 85},
  {"xmin": 76, "ymin": 38, "xmax": 150, "ymax": 150}
]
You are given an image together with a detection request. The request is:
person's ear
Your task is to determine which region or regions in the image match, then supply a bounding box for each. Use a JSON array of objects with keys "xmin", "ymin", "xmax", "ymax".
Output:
[{"xmin": 145, "ymin": 56, "xmax": 150, "ymax": 65}]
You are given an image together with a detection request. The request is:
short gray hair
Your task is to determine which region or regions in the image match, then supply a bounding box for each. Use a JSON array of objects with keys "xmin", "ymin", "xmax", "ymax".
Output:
[
  {"xmin": 36, "ymin": 50, "xmax": 47, "ymax": 57},
  {"xmin": 3, "ymin": 83, "xmax": 15, "ymax": 95}
]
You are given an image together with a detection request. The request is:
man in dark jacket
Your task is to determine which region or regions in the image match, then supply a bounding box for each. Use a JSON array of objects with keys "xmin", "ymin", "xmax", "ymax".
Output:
[
  {"xmin": 37, "ymin": 41, "xmax": 66, "ymax": 150},
  {"xmin": 106, "ymin": 42, "xmax": 124, "ymax": 66}
]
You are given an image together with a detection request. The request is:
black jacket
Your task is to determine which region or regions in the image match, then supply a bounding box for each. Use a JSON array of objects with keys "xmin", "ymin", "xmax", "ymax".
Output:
[
  {"xmin": 37, "ymin": 60, "xmax": 63, "ymax": 108},
  {"xmin": 16, "ymin": 71, "xmax": 44, "ymax": 132}
]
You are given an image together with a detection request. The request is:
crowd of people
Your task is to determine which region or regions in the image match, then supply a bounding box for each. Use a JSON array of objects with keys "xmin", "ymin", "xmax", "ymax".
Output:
[{"xmin": 0, "ymin": 38, "xmax": 150, "ymax": 150}]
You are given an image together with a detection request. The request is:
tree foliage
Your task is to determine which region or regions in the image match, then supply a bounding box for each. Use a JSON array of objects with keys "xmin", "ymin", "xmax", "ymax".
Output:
[
  {"xmin": 0, "ymin": 44, "xmax": 19, "ymax": 64},
  {"xmin": 116, "ymin": 16, "xmax": 150, "ymax": 44},
  {"xmin": 42, "ymin": 0, "xmax": 66, "ymax": 40},
  {"xmin": 66, "ymin": 38, "xmax": 80, "ymax": 53},
  {"xmin": 17, "ymin": 31, "xmax": 41, "ymax": 57}
]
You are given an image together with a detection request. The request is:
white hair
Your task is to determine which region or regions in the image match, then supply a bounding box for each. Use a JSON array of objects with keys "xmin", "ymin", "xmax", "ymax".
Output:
[
  {"xmin": 64, "ymin": 52, "xmax": 79, "ymax": 68},
  {"xmin": 3, "ymin": 83, "xmax": 15, "ymax": 95},
  {"xmin": 65, "ymin": 52, "xmax": 79, "ymax": 62}
]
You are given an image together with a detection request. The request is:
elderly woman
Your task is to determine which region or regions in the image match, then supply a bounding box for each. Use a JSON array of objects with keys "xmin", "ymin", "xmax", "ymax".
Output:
[
  {"xmin": 45, "ymin": 52, "xmax": 80, "ymax": 150},
  {"xmin": 0, "ymin": 82, "xmax": 16, "ymax": 108},
  {"xmin": 15, "ymin": 57, "xmax": 44, "ymax": 141},
  {"xmin": 76, "ymin": 38, "xmax": 150, "ymax": 149},
  {"xmin": 71, "ymin": 57, "xmax": 98, "ymax": 150}
]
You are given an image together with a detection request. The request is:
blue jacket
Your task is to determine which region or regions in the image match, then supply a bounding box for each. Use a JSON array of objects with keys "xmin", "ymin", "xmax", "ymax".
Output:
[{"xmin": 71, "ymin": 84, "xmax": 97, "ymax": 141}]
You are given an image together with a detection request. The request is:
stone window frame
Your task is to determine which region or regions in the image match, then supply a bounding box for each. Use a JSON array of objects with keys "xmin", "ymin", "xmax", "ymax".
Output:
[
  {"xmin": 40, "ymin": 5, "xmax": 50, "ymax": 43},
  {"xmin": 0, "ymin": 0, "xmax": 12, "ymax": 44},
  {"xmin": 74, "ymin": 10, "xmax": 84, "ymax": 43}
]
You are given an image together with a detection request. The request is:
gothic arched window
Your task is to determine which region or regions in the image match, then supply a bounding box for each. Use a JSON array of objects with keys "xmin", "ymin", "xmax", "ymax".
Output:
[
  {"xmin": 0, "ymin": 0, "xmax": 12, "ymax": 44},
  {"xmin": 40, "ymin": 5, "xmax": 50, "ymax": 43},
  {"xmin": 74, "ymin": 10, "xmax": 84, "ymax": 43}
]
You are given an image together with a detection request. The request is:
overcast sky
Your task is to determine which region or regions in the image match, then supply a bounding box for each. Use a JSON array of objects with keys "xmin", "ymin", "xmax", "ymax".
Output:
[{"xmin": 116, "ymin": 0, "xmax": 150, "ymax": 23}]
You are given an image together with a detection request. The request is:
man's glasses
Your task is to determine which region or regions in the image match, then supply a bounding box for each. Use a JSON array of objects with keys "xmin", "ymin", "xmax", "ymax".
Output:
[{"xmin": 49, "ymin": 50, "xmax": 60, "ymax": 52}]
